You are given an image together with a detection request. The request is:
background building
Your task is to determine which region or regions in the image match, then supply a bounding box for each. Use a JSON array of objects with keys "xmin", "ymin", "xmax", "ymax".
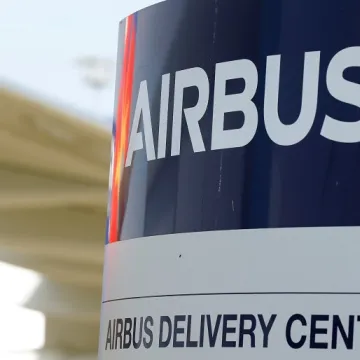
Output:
[{"xmin": 0, "ymin": 86, "xmax": 109, "ymax": 359}]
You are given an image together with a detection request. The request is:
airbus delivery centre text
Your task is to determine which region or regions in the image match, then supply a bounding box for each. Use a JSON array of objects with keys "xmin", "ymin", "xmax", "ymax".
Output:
[{"xmin": 104, "ymin": 313, "xmax": 360, "ymax": 351}]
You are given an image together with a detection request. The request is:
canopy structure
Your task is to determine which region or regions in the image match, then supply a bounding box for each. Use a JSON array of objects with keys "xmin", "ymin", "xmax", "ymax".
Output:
[{"xmin": 0, "ymin": 86, "xmax": 111, "ymax": 358}]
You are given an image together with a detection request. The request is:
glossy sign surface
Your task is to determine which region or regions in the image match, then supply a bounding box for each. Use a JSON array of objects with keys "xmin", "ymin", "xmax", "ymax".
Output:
[{"xmin": 107, "ymin": 0, "xmax": 360, "ymax": 244}]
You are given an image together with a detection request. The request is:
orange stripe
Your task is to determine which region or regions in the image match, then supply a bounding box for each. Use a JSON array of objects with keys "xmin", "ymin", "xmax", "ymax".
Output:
[{"xmin": 109, "ymin": 15, "xmax": 136, "ymax": 243}]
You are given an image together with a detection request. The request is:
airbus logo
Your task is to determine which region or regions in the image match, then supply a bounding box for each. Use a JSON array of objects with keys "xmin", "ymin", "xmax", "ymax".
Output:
[{"xmin": 125, "ymin": 46, "xmax": 360, "ymax": 167}]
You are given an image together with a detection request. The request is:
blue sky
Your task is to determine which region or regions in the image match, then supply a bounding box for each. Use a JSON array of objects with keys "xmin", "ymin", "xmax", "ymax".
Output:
[{"xmin": 0, "ymin": 0, "xmax": 163, "ymax": 128}]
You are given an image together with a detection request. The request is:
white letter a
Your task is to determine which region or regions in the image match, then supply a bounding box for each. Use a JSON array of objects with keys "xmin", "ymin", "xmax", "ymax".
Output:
[{"xmin": 125, "ymin": 80, "xmax": 156, "ymax": 167}]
